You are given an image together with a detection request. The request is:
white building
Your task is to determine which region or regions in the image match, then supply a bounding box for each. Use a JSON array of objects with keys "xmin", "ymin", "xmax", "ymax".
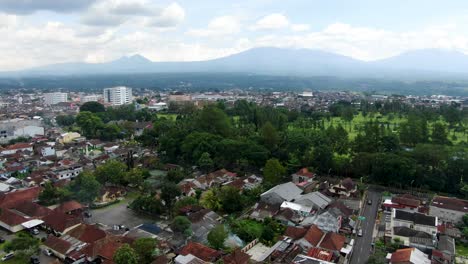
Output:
[
  {"xmin": 103, "ymin": 87, "xmax": 133, "ymax": 106},
  {"xmin": 391, "ymin": 209, "xmax": 437, "ymax": 236},
  {"xmin": 80, "ymin": 94, "xmax": 102, "ymax": 103},
  {"xmin": 44, "ymin": 92, "xmax": 68, "ymax": 105},
  {"xmin": 0, "ymin": 119, "xmax": 44, "ymax": 144}
]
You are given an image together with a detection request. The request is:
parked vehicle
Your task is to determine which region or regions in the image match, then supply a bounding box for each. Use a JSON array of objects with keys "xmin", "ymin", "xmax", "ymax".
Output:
[
  {"xmin": 43, "ymin": 249, "xmax": 53, "ymax": 256},
  {"xmin": 358, "ymin": 229, "xmax": 363, "ymax": 237},
  {"xmin": 1, "ymin": 252, "xmax": 14, "ymax": 261},
  {"xmin": 84, "ymin": 211, "xmax": 92, "ymax": 218},
  {"xmin": 367, "ymin": 199, "xmax": 372, "ymax": 205},
  {"xmin": 30, "ymin": 228, "xmax": 39, "ymax": 235},
  {"xmin": 30, "ymin": 256, "xmax": 40, "ymax": 264},
  {"xmin": 0, "ymin": 237, "xmax": 5, "ymax": 243}
]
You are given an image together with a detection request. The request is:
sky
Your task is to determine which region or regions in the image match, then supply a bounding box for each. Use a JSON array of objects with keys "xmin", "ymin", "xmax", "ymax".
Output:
[{"xmin": 2, "ymin": 0, "xmax": 468, "ymax": 70}]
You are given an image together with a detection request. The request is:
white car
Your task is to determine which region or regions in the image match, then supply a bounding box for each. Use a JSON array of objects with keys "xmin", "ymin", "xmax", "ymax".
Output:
[
  {"xmin": 43, "ymin": 249, "xmax": 53, "ymax": 256},
  {"xmin": 1, "ymin": 252, "xmax": 14, "ymax": 261},
  {"xmin": 358, "ymin": 229, "xmax": 363, "ymax": 237}
]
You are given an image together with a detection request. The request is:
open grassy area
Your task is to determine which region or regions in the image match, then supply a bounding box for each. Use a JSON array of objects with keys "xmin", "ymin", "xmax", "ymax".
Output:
[
  {"xmin": 156, "ymin": 113, "xmax": 178, "ymax": 121},
  {"xmin": 290, "ymin": 113, "xmax": 467, "ymax": 143},
  {"xmin": 457, "ymin": 243, "xmax": 468, "ymax": 257}
]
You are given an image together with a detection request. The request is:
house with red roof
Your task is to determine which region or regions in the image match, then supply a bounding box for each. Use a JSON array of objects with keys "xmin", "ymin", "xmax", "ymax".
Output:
[
  {"xmin": 0, "ymin": 143, "xmax": 33, "ymax": 155},
  {"xmin": 292, "ymin": 168, "xmax": 315, "ymax": 184},
  {"xmin": 429, "ymin": 195, "xmax": 468, "ymax": 224},
  {"xmin": 178, "ymin": 241, "xmax": 222, "ymax": 262},
  {"xmin": 390, "ymin": 247, "xmax": 430, "ymax": 264}
]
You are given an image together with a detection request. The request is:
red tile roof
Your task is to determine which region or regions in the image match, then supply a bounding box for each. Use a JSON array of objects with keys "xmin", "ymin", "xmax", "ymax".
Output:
[
  {"xmin": 81, "ymin": 235, "xmax": 133, "ymax": 260},
  {"xmin": 319, "ymin": 233, "xmax": 346, "ymax": 251},
  {"xmin": 307, "ymin": 247, "xmax": 333, "ymax": 262},
  {"xmin": 0, "ymin": 208, "xmax": 27, "ymax": 226},
  {"xmin": 68, "ymin": 224, "xmax": 107, "ymax": 243},
  {"xmin": 44, "ymin": 236, "xmax": 72, "ymax": 255},
  {"xmin": 285, "ymin": 226, "xmax": 308, "ymax": 240},
  {"xmin": 42, "ymin": 210, "xmax": 82, "ymax": 232},
  {"xmin": 179, "ymin": 241, "xmax": 222, "ymax": 262},
  {"xmin": 0, "ymin": 186, "xmax": 41, "ymax": 208},
  {"xmin": 55, "ymin": 200, "xmax": 84, "ymax": 213},
  {"xmin": 392, "ymin": 196, "xmax": 420, "ymax": 208},
  {"xmin": 304, "ymin": 225, "xmax": 324, "ymax": 247},
  {"xmin": 223, "ymin": 248, "xmax": 250, "ymax": 264},
  {"xmin": 3, "ymin": 143, "xmax": 32, "ymax": 150},
  {"xmin": 431, "ymin": 196, "xmax": 468, "ymax": 213},
  {"xmin": 14, "ymin": 201, "xmax": 52, "ymax": 218},
  {"xmin": 390, "ymin": 248, "xmax": 413, "ymax": 263},
  {"xmin": 295, "ymin": 168, "xmax": 315, "ymax": 178}
]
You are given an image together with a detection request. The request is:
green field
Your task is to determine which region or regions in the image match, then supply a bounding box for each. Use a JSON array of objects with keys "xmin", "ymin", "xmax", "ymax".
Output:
[
  {"xmin": 457, "ymin": 243, "xmax": 468, "ymax": 257},
  {"xmin": 290, "ymin": 113, "xmax": 467, "ymax": 143},
  {"xmin": 156, "ymin": 113, "xmax": 178, "ymax": 121}
]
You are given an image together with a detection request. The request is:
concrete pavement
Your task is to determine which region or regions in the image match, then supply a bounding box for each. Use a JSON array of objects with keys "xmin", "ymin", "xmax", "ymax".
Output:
[{"xmin": 349, "ymin": 190, "xmax": 381, "ymax": 264}]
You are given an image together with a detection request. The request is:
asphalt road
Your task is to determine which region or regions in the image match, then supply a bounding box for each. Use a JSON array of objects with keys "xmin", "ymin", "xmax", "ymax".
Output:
[
  {"xmin": 350, "ymin": 190, "xmax": 381, "ymax": 264},
  {"xmin": 85, "ymin": 200, "xmax": 154, "ymax": 229}
]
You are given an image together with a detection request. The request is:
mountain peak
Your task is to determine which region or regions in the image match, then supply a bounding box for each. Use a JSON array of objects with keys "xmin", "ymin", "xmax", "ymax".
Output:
[{"xmin": 114, "ymin": 54, "xmax": 152, "ymax": 64}]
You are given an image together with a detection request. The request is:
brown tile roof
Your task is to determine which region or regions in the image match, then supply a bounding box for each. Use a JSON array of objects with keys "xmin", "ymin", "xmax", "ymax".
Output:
[
  {"xmin": 341, "ymin": 178, "xmax": 355, "ymax": 191},
  {"xmin": 55, "ymin": 200, "xmax": 84, "ymax": 213},
  {"xmin": 14, "ymin": 201, "xmax": 52, "ymax": 218},
  {"xmin": 431, "ymin": 196, "xmax": 468, "ymax": 213},
  {"xmin": 285, "ymin": 226, "xmax": 308, "ymax": 240},
  {"xmin": 319, "ymin": 232, "xmax": 346, "ymax": 251},
  {"xmin": 68, "ymin": 224, "xmax": 107, "ymax": 243},
  {"xmin": 0, "ymin": 186, "xmax": 41, "ymax": 208},
  {"xmin": 307, "ymin": 247, "xmax": 333, "ymax": 262},
  {"xmin": 223, "ymin": 248, "xmax": 250, "ymax": 264},
  {"xmin": 294, "ymin": 168, "xmax": 315, "ymax": 178},
  {"xmin": 304, "ymin": 225, "xmax": 324, "ymax": 247},
  {"xmin": 390, "ymin": 248, "xmax": 413, "ymax": 263},
  {"xmin": 42, "ymin": 210, "xmax": 82, "ymax": 233},
  {"xmin": 0, "ymin": 208, "xmax": 27, "ymax": 226},
  {"xmin": 179, "ymin": 241, "xmax": 222, "ymax": 262},
  {"xmin": 327, "ymin": 201, "xmax": 353, "ymax": 216},
  {"xmin": 392, "ymin": 196, "xmax": 420, "ymax": 208},
  {"xmin": 81, "ymin": 235, "xmax": 133, "ymax": 260},
  {"xmin": 44, "ymin": 236, "xmax": 72, "ymax": 255},
  {"xmin": 3, "ymin": 143, "xmax": 32, "ymax": 150}
]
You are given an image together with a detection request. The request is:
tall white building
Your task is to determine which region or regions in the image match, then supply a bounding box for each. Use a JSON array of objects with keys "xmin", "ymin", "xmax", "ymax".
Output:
[
  {"xmin": 80, "ymin": 94, "xmax": 102, "ymax": 103},
  {"xmin": 103, "ymin": 87, "xmax": 133, "ymax": 106},
  {"xmin": 44, "ymin": 92, "xmax": 68, "ymax": 105}
]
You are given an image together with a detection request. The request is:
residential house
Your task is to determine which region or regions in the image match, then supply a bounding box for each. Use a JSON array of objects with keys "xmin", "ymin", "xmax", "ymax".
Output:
[
  {"xmin": 178, "ymin": 241, "xmax": 222, "ymax": 263},
  {"xmin": 250, "ymin": 202, "xmax": 280, "ymax": 221},
  {"xmin": 295, "ymin": 191, "xmax": 332, "ymax": 211},
  {"xmin": 301, "ymin": 210, "xmax": 342, "ymax": 233},
  {"xmin": 223, "ymin": 248, "xmax": 250, "ymax": 264},
  {"xmin": 187, "ymin": 208, "xmax": 222, "ymax": 244},
  {"xmin": 260, "ymin": 182, "xmax": 302, "ymax": 205},
  {"xmin": 57, "ymin": 132, "xmax": 81, "ymax": 144},
  {"xmin": 291, "ymin": 168, "xmax": 315, "ymax": 184},
  {"xmin": 0, "ymin": 143, "xmax": 33, "ymax": 155},
  {"xmin": 389, "ymin": 247, "xmax": 431, "ymax": 264},
  {"xmin": 392, "ymin": 209, "xmax": 438, "ymax": 236},
  {"xmin": 328, "ymin": 178, "xmax": 357, "ymax": 198},
  {"xmin": 96, "ymin": 186, "xmax": 126, "ymax": 204},
  {"xmin": 429, "ymin": 196, "xmax": 468, "ymax": 224},
  {"xmin": 383, "ymin": 194, "xmax": 421, "ymax": 212}
]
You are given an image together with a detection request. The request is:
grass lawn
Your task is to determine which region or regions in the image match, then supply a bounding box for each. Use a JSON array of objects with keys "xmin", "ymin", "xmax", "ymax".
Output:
[
  {"xmin": 4, "ymin": 257, "xmax": 28, "ymax": 264},
  {"xmin": 457, "ymin": 243, "xmax": 468, "ymax": 257},
  {"xmin": 290, "ymin": 112, "xmax": 467, "ymax": 143},
  {"xmin": 156, "ymin": 113, "xmax": 178, "ymax": 121}
]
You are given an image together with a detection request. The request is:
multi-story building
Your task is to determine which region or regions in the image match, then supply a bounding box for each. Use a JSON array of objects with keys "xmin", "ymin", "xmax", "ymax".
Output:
[
  {"xmin": 44, "ymin": 92, "xmax": 68, "ymax": 105},
  {"xmin": 80, "ymin": 94, "xmax": 102, "ymax": 103},
  {"xmin": 0, "ymin": 119, "xmax": 44, "ymax": 144},
  {"xmin": 103, "ymin": 87, "xmax": 132, "ymax": 106}
]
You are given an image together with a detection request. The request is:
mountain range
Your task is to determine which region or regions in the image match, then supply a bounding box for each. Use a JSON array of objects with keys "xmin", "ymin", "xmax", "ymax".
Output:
[{"xmin": 4, "ymin": 47, "xmax": 468, "ymax": 79}]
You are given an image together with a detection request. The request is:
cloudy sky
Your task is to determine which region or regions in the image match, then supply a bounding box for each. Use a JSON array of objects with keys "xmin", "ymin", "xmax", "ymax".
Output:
[{"xmin": 2, "ymin": 0, "xmax": 468, "ymax": 70}]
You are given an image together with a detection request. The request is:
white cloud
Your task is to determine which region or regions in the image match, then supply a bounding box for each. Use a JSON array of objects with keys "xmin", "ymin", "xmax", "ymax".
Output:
[
  {"xmin": 251, "ymin": 13, "xmax": 290, "ymax": 30},
  {"xmin": 291, "ymin": 24, "xmax": 310, "ymax": 32},
  {"xmin": 186, "ymin": 16, "xmax": 241, "ymax": 37},
  {"xmin": 0, "ymin": 0, "xmax": 96, "ymax": 15},
  {"xmin": 147, "ymin": 3, "xmax": 185, "ymax": 28}
]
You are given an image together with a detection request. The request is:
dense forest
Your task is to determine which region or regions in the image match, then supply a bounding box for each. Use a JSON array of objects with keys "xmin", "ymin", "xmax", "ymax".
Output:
[{"xmin": 68, "ymin": 100, "xmax": 467, "ymax": 196}]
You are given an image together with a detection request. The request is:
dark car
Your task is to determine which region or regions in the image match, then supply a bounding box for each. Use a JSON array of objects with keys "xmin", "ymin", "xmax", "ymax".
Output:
[
  {"xmin": 84, "ymin": 211, "xmax": 92, "ymax": 218},
  {"xmin": 367, "ymin": 199, "xmax": 372, "ymax": 205},
  {"xmin": 30, "ymin": 256, "xmax": 40, "ymax": 264},
  {"xmin": 0, "ymin": 237, "xmax": 5, "ymax": 243}
]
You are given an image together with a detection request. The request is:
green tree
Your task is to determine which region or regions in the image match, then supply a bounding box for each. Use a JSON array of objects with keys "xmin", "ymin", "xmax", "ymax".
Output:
[
  {"xmin": 263, "ymin": 159, "xmax": 286, "ymax": 186},
  {"xmin": 260, "ymin": 121, "xmax": 279, "ymax": 150},
  {"xmin": 38, "ymin": 182, "xmax": 71, "ymax": 205},
  {"xmin": 76, "ymin": 111, "xmax": 104, "ymax": 138},
  {"xmin": 218, "ymin": 186, "xmax": 243, "ymax": 213},
  {"xmin": 171, "ymin": 216, "xmax": 192, "ymax": 236},
  {"xmin": 207, "ymin": 225, "xmax": 228, "ymax": 250},
  {"xmin": 133, "ymin": 238, "xmax": 157, "ymax": 264},
  {"xmin": 125, "ymin": 168, "xmax": 145, "ymax": 187},
  {"xmin": 160, "ymin": 182, "xmax": 181, "ymax": 209},
  {"xmin": 56, "ymin": 115, "xmax": 75, "ymax": 127},
  {"xmin": 431, "ymin": 122, "xmax": 449, "ymax": 145},
  {"xmin": 200, "ymin": 189, "xmax": 221, "ymax": 211},
  {"xmin": 68, "ymin": 172, "xmax": 101, "ymax": 204},
  {"xmin": 113, "ymin": 244, "xmax": 139, "ymax": 264},
  {"xmin": 196, "ymin": 106, "xmax": 232, "ymax": 137},
  {"xmin": 80, "ymin": 101, "xmax": 106, "ymax": 113},
  {"xmin": 198, "ymin": 152, "xmax": 214, "ymax": 173},
  {"xmin": 4, "ymin": 233, "xmax": 40, "ymax": 253},
  {"xmin": 166, "ymin": 169, "xmax": 185, "ymax": 183},
  {"xmin": 173, "ymin": 197, "xmax": 198, "ymax": 215},
  {"xmin": 94, "ymin": 160, "xmax": 127, "ymax": 184}
]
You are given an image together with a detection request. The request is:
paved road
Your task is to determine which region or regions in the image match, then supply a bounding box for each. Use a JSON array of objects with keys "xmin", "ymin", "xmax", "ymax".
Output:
[
  {"xmin": 350, "ymin": 190, "xmax": 381, "ymax": 264},
  {"xmin": 85, "ymin": 200, "xmax": 154, "ymax": 229}
]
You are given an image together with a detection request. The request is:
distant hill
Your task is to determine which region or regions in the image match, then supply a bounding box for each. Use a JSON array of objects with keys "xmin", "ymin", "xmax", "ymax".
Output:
[{"xmin": 4, "ymin": 47, "xmax": 468, "ymax": 79}]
